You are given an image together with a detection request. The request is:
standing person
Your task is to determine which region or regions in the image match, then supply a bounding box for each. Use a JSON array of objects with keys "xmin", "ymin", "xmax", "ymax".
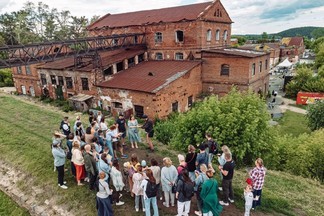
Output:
[
  {"xmin": 186, "ymin": 145, "xmax": 197, "ymax": 182},
  {"xmin": 71, "ymin": 141, "xmax": 86, "ymax": 186},
  {"xmin": 96, "ymin": 172, "xmax": 114, "ymax": 216},
  {"xmin": 161, "ymin": 157, "xmax": 178, "ymax": 208},
  {"xmin": 73, "ymin": 116, "xmax": 83, "ymax": 134},
  {"xmin": 194, "ymin": 164, "xmax": 208, "ymax": 216},
  {"xmin": 205, "ymin": 133, "xmax": 218, "ymax": 165},
  {"xmin": 105, "ymin": 126, "xmax": 115, "ymax": 158},
  {"xmin": 132, "ymin": 165, "xmax": 145, "ymax": 212},
  {"xmin": 127, "ymin": 115, "xmax": 141, "ymax": 148},
  {"xmin": 52, "ymin": 140, "xmax": 67, "ymax": 189},
  {"xmin": 196, "ymin": 145, "xmax": 208, "ymax": 172},
  {"xmin": 116, "ymin": 114, "xmax": 127, "ymax": 146},
  {"xmin": 84, "ymin": 144, "xmax": 98, "ymax": 190},
  {"xmin": 126, "ymin": 154, "xmax": 140, "ymax": 197},
  {"xmin": 250, "ymin": 158, "xmax": 266, "ymax": 210},
  {"xmin": 89, "ymin": 111, "xmax": 95, "ymax": 124},
  {"xmin": 140, "ymin": 169, "xmax": 159, "ymax": 216},
  {"xmin": 107, "ymin": 125, "xmax": 127, "ymax": 159},
  {"xmin": 219, "ymin": 153, "xmax": 235, "ymax": 206},
  {"xmin": 97, "ymin": 111, "xmax": 103, "ymax": 124},
  {"xmin": 75, "ymin": 122, "xmax": 85, "ymax": 138},
  {"xmin": 244, "ymin": 184, "xmax": 254, "ymax": 216},
  {"xmin": 200, "ymin": 171, "xmax": 223, "ymax": 216},
  {"xmin": 98, "ymin": 153, "xmax": 111, "ymax": 183},
  {"xmin": 217, "ymin": 145, "xmax": 231, "ymax": 191},
  {"xmin": 177, "ymin": 154, "xmax": 187, "ymax": 175},
  {"xmin": 176, "ymin": 169, "xmax": 195, "ymax": 216},
  {"xmin": 85, "ymin": 127, "xmax": 94, "ymax": 144},
  {"xmin": 99, "ymin": 116, "xmax": 108, "ymax": 133},
  {"xmin": 60, "ymin": 117, "xmax": 71, "ymax": 137},
  {"xmin": 110, "ymin": 159, "xmax": 125, "ymax": 206},
  {"xmin": 141, "ymin": 115, "xmax": 154, "ymax": 152},
  {"xmin": 149, "ymin": 159, "xmax": 162, "ymax": 200}
]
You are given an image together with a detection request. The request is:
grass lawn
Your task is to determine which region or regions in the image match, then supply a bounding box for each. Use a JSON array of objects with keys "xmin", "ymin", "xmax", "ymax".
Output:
[
  {"xmin": 0, "ymin": 191, "xmax": 30, "ymax": 216},
  {"xmin": 275, "ymin": 110, "xmax": 311, "ymax": 137}
]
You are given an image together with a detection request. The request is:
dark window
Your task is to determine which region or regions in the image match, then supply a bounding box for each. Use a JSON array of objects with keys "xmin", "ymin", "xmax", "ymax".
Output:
[
  {"xmin": 113, "ymin": 102, "xmax": 123, "ymax": 109},
  {"xmin": 155, "ymin": 32, "xmax": 163, "ymax": 43},
  {"xmin": 25, "ymin": 66, "xmax": 31, "ymax": 75},
  {"xmin": 252, "ymin": 63, "xmax": 256, "ymax": 76},
  {"xmin": 113, "ymin": 38, "xmax": 118, "ymax": 46},
  {"xmin": 66, "ymin": 77, "xmax": 73, "ymax": 89},
  {"xmin": 138, "ymin": 53, "xmax": 144, "ymax": 63},
  {"xmin": 103, "ymin": 66, "xmax": 113, "ymax": 76},
  {"xmin": 134, "ymin": 35, "xmax": 138, "ymax": 44},
  {"xmin": 221, "ymin": 64, "xmax": 230, "ymax": 76},
  {"xmin": 188, "ymin": 96, "xmax": 193, "ymax": 108},
  {"xmin": 175, "ymin": 52, "xmax": 184, "ymax": 60},
  {"xmin": 155, "ymin": 52, "xmax": 163, "ymax": 60},
  {"xmin": 207, "ymin": 29, "xmax": 212, "ymax": 41},
  {"xmin": 259, "ymin": 61, "xmax": 262, "ymax": 73},
  {"xmin": 172, "ymin": 101, "xmax": 178, "ymax": 112},
  {"xmin": 175, "ymin": 30, "xmax": 184, "ymax": 42},
  {"xmin": 116, "ymin": 62, "xmax": 123, "ymax": 72},
  {"xmin": 50, "ymin": 75, "xmax": 56, "ymax": 85},
  {"xmin": 81, "ymin": 78, "xmax": 89, "ymax": 90},
  {"xmin": 265, "ymin": 59, "xmax": 268, "ymax": 70},
  {"xmin": 53, "ymin": 47, "xmax": 59, "ymax": 52},
  {"xmin": 216, "ymin": 30, "xmax": 220, "ymax": 41},
  {"xmin": 58, "ymin": 76, "xmax": 64, "ymax": 86},
  {"xmin": 128, "ymin": 57, "xmax": 135, "ymax": 67},
  {"xmin": 134, "ymin": 105, "xmax": 144, "ymax": 118},
  {"xmin": 40, "ymin": 74, "xmax": 47, "ymax": 85},
  {"xmin": 17, "ymin": 66, "xmax": 22, "ymax": 74}
]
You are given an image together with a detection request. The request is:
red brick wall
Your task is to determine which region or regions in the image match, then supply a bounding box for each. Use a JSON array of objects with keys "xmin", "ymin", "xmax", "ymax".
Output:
[{"xmin": 12, "ymin": 64, "xmax": 42, "ymax": 96}]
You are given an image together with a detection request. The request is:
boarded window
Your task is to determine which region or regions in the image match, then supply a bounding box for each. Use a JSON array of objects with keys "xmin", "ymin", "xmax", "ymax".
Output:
[
  {"xmin": 216, "ymin": 30, "xmax": 220, "ymax": 41},
  {"xmin": 155, "ymin": 52, "xmax": 163, "ymax": 60},
  {"xmin": 50, "ymin": 75, "xmax": 57, "ymax": 85},
  {"xmin": 252, "ymin": 63, "xmax": 256, "ymax": 76},
  {"xmin": 66, "ymin": 77, "xmax": 73, "ymax": 89},
  {"xmin": 134, "ymin": 105, "xmax": 144, "ymax": 118},
  {"xmin": 155, "ymin": 32, "xmax": 163, "ymax": 43},
  {"xmin": 25, "ymin": 66, "xmax": 31, "ymax": 75},
  {"xmin": 175, "ymin": 52, "xmax": 184, "ymax": 60},
  {"xmin": 40, "ymin": 74, "xmax": 47, "ymax": 85},
  {"xmin": 188, "ymin": 96, "xmax": 193, "ymax": 108},
  {"xmin": 221, "ymin": 64, "xmax": 230, "ymax": 76},
  {"xmin": 207, "ymin": 29, "xmax": 212, "ymax": 42},
  {"xmin": 116, "ymin": 62, "xmax": 123, "ymax": 72},
  {"xmin": 58, "ymin": 76, "xmax": 64, "ymax": 86},
  {"xmin": 172, "ymin": 101, "xmax": 178, "ymax": 112},
  {"xmin": 103, "ymin": 67, "xmax": 113, "ymax": 76},
  {"xmin": 81, "ymin": 78, "xmax": 89, "ymax": 90},
  {"xmin": 175, "ymin": 30, "xmax": 184, "ymax": 42}
]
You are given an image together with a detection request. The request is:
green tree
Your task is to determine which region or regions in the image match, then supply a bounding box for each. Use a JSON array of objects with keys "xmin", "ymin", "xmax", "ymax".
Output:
[
  {"xmin": 0, "ymin": 69, "xmax": 14, "ymax": 87},
  {"xmin": 315, "ymin": 42, "xmax": 324, "ymax": 69},
  {"xmin": 311, "ymin": 27, "xmax": 324, "ymax": 39},
  {"xmin": 306, "ymin": 101, "xmax": 324, "ymax": 131}
]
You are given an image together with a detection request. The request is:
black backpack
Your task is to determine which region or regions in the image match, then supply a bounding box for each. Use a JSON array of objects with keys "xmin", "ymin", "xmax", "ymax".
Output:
[
  {"xmin": 182, "ymin": 180, "xmax": 195, "ymax": 199},
  {"xmin": 209, "ymin": 140, "xmax": 218, "ymax": 155},
  {"xmin": 146, "ymin": 180, "xmax": 158, "ymax": 198}
]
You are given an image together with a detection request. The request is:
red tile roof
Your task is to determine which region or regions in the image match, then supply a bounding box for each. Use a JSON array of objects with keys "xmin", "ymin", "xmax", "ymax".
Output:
[
  {"xmin": 97, "ymin": 60, "xmax": 201, "ymax": 93},
  {"xmin": 202, "ymin": 48, "xmax": 268, "ymax": 58},
  {"xmin": 288, "ymin": 37, "xmax": 303, "ymax": 47},
  {"xmin": 37, "ymin": 47, "xmax": 146, "ymax": 71},
  {"xmin": 88, "ymin": 2, "xmax": 213, "ymax": 30}
]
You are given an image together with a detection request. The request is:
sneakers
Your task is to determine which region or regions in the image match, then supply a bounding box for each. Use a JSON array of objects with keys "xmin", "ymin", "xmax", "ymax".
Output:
[
  {"xmin": 84, "ymin": 177, "xmax": 89, "ymax": 182},
  {"xmin": 121, "ymin": 154, "xmax": 128, "ymax": 159},
  {"xmin": 194, "ymin": 211, "xmax": 202, "ymax": 216},
  {"xmin": 228, "ymin": 198, "xmax": 235, "ymax": 203},
  {"xmin": 219, "ymin": 201, "xmax": 229, "ymax": 206},
  {"xmin": 116, "ymin": 201, "xmax": 124, "ymax": 206},
  {"xmin": 163, "ymin": 202, "xmax": 169, "ymax": 208},
  {"xmin": 218, "ymin": 187, "xmax": 223, "ymax": 191},
  {"xmin": 143, "ymin": 208, "xmax": 145, "ymax": 212},
  {"xmin": 58, "ymin": 181, "xmax": 67, "ymax": 186},
  {"xmin": 135, "ymin": 208, "xmax": 139, "ymax": 212},
  {"xmin": 59, "ymin": 185, "xmax": 68, "ymax": 189}
]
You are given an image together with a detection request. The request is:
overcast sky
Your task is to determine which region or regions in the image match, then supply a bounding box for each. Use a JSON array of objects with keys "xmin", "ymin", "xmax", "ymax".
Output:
[{"xmin": 0, "ymin": 0, "xmax": 324, "ymax": 34}]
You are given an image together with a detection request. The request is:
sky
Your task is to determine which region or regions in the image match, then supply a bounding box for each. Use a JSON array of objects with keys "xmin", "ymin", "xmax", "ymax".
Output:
[{"xmin": 0, "ymin": 0, "xmax": 324, "ymax": 34}]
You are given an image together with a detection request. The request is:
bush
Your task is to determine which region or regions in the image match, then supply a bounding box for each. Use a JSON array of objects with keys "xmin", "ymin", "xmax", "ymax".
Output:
[{"xmin": 306, "ymin": 100, "xmax": 324, "ymax": 131}]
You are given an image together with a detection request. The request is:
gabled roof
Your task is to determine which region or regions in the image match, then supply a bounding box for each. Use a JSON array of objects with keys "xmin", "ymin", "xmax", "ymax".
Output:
[
  {"xmin": 288, "ymin": 37, "xmax": 303, "ymax": 47},
  {"xmin": 97, "ymin": 60, "xmax": 201, "ymax": 93},
  {"xmin": 202, "ymin": 48, "xmax": 268, "ymax": 58},
  {"xmin": 88, "ymin": 1, "xmax": 217, "ymax": 30}
]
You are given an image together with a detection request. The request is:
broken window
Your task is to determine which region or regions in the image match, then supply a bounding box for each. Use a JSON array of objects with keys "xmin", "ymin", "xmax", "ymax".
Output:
[
  {"xmin": 172, "ymin": 101, "xmax": 179, "ymax": 112},
  {"xmin": 128, "ymin": 57, "xmax": 135, "ymax": 67},
  {"xmin": 134, "ymin": 105, "xmax": 144, "ymax": 118},
  {"xmin": 66, "ymin": 77, "xmax": 73, "ymax": 89},
  {"xmin": 103, "ymin": 66, "xmax": 113, "ymax": 76},
  {"xmin": 50, "ymin": 75, "xmax": 57, "ymax": 85},
  {"xmin": 116, "ymin": 62, "xmax": 123, "ymax": 72},
  {"xmin": 25, "ymin": 66, "xmax": 31, "ymax": 75},
  {"xmin": 81, "ymin": 78, "xmax": 89, "ymax": 90},
  {"xmin": 207, "ymin": 29, "xmax": 212, "ymax": 42},
  {"xmin": 175, "ymin": 52, "xmax": 184, "ymax": 60},
  {"xmin": 138, "ymin": 53, "xmax": 144, "ymax": 63},
  {"xmin": 113, "ymin": 102, "xmax": 123, "ymax": 109},
  {"xmin": 155, "ymin": 52, "xmax": 163, "ymax": 60},
  {"xmin": 40, "ymin": 74, "xmax": 47, "ymax": 85},
  {"xmin": 58, "ymin": 76, "xmax": 64, "ymax": 86},
  {"xmin": 252, "ymin": 63, "xmax": 256, "ymax": 76},
  {"xmin": 155, "ymin": 32, "xmax": 163, "ymax": 43},
  {"xmin": 221, "ymin": 64, "xmax": 230, "ymax": 76},
  {"xmin": 175, "ymin": 30, "xmax": 184, "ymax": 43},
  {"xmin": 188, "ymin": 96, "xmax": 193, "ymax": 108}
]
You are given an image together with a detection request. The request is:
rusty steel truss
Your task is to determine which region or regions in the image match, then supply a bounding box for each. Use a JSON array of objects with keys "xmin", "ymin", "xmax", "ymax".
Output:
[{"xmin": 0, "ymin": 33, "xmax": 146, "ymax": 69}]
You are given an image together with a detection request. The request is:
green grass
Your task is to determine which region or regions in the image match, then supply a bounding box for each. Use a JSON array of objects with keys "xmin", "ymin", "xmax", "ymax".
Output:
[
  {"xmin": 275, "ymin": 110, "xmax": 311, "ymax": 137},
  {"xmin": 288, "ymin": 103, "xmax": 308, "ymax": 110},
  {"xmin": 0, "ymin": 191, "xmax": 30, "ymax": 216}
]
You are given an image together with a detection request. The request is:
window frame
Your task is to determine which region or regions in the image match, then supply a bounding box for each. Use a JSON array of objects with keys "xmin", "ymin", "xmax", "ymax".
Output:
[
  {"xmin": 216, "ymin": 30, "xmax": 220, "ymax": 41},
  {"xmin": 206, "ymin": 29, "xmax": 212, "ymax": 42},
  {"xmin": 40, "ymin": 74, "xmax": 47, "ymax": 85},
  {"xmin": 175, "ymin": 30, "xmax": 184, "ymax": 43},
  {"xmin": 17, "ymin": 66, "xmax": 22, "ymax": 74},
  {"xmin": 175, "ymin": 52, "xmax": 184, "ymax": 60},
  {"xmin": 155, "ymin": 32, "xmax": 163, "ymax": 43},
  {"xmin": 259, "ymin": 61, "xmax": 262, "ymax": 73},
  {"xmin": 81, "ymin": 78, "xmax": 89, "ymax": 91},
  {"xmin": 155, "ymin": 52, "xmax": 163, "ymax": 60},
  {"xmin": 252, "ymin": 63, "xmax": 256, "ymax": 76},
  {"xmin": 188, "ymin": 96, "xmax": 193, "ymax": 108},
  {"xmin": 65, "ymin": 77, "xmax": 73, "ymax": 89},
  {"xmin": 220, "ymin": 64, "xmax": 230, "ymax": 76},
  {"xmin": 223, "ymin": 30, "xmax": 228, "ymax": 41},
  {"xmin": 58, "ymin": 76, "xmax": 64, "ymax": 86},
  {"xmin": 50, "ymin": 75, "xmax": 57, "ymax": 85},
  {"xmin": 172, "ymin": 101, "xmax": 179, "ymax": 112},
  {"xmin": 25, "ymin": 66, "xmax": 31, "ymax": 75}
]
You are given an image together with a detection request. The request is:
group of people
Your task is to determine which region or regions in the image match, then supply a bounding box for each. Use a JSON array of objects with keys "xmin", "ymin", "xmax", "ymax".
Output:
[{"xmin": 52, "ymin": 112, "xmax": 266, "ymax": 216}]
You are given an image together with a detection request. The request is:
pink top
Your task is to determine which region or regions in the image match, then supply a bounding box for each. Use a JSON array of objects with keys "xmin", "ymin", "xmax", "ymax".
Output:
[
  {"xmin": 132, "ymin": 173, "xmax": 144, "ymax": 195},
  {"xmin": 177, "ymin": 162, "xmax": 187, "ymax": 175}
]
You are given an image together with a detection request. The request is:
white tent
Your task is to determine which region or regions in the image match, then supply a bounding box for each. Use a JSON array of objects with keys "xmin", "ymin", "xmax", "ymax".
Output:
[{"xmin": 277, "ymin": 58, "xmax": 292, "ymax": 68}]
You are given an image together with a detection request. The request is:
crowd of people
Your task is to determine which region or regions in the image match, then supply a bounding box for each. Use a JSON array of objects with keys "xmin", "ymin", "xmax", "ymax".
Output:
[{"xmin": 51, "ymin": 112, "xmax": 266, "ymax": 216}]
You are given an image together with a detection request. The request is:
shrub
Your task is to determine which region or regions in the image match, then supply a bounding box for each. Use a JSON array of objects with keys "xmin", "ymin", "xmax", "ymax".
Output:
[{"xmin": 306, "ymin": 100, "xmax": 324, "ymax": 131}]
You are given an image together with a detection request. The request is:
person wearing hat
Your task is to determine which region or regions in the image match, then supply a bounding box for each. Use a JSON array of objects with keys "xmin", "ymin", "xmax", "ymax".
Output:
[{"xmin": 141, "ymin": 115, "xmax": 154, "ymax": 152}]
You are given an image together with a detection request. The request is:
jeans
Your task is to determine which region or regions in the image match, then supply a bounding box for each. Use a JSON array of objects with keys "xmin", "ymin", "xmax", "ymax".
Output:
[
  {"xmin": 222, "ymin": 179, "xmax": 234, "ymax": 203},
  {"xmin": 252, "ymin": 189, "xmax": 262, "ymax": 208},
  {"xmin": 189, "ymin": 171, "xmax": 196, "ymax": 182},
  {"xmin": 135, "ymin": 195, "xmax": 144, "ymax": 210},
  {"xmin": 203, "ymin": 211, "xmax": 213, "ymax": 216},
  {"xmin": 144, "ymin": 197, "xmax": 159, "ymax": 216},
  {"xmin": 177, "ymin": 200, "xmax": 191, "ymax": 216},
  {"xmin": 56, "ymin": 165, "xmax": 65, "ymax": 185},
  {"xmin": 106, "ymin": 140, "xmax": 114, "ymax": 159},
  {"xmin": 245, "ymin": 204, "xmax": 252, "ymax": 216},
  {"xmin": 163, "ymin": 190, "xmax": 175, "ymax": 207},
  {"xmin": 208, "ymin": 153, "xmax": 214, "ymax": 165}
]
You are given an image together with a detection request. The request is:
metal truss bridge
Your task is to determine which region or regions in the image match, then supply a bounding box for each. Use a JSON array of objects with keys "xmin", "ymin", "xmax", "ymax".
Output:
[{"xmin": 0, "ymin": 33, "xmax": 146, "ymax": 69}]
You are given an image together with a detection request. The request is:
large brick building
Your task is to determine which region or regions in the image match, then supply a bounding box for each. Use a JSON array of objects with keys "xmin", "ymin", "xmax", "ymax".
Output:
[{"xmin": 11, "ymin": 0, "xmax": 270, "ymax": 118}]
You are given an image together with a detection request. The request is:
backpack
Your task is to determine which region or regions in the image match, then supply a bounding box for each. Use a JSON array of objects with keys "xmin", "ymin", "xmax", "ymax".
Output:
[
  {"xmin": 209, "ymin": 140, "xmax": 218, "ymax": 155},
  {"xmin": 182, "ymin": 180, "xmax": 195, "ymax": 199},
  {"xmin": 146, "ymin": 180, "xmax": 158, "ymax": 198}
]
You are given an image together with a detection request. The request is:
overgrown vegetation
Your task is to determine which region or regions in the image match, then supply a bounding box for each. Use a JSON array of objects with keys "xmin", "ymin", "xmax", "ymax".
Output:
[
  {"xmin": 40, "ymin": 97, "xmax": 74, "ymax": 112},
  {"xmin": 306, "ymin": 100, "xmax": 324, "ymax": 131},
  {"xmin": 0, "ymin": 191, "xmax": 29, "ymax": 216},
  {"xmin": 0, "ymin": 69, "xmax": 14, "ymax": 87}
]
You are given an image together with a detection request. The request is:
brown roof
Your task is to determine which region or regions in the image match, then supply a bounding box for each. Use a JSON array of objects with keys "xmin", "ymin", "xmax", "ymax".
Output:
[
  {"xmin": 37, "ymin": 47, "xmax": 146, "ymax": 71},
  {"xmin": 97, "ymin": 60, "xmax": 201, "ymax": 93},
  {"xmin": 202, "ymin": 48, "xmax": 268, "ymax": 58},
  {"xmin": 288, "ymin": 37, "xmax": 303, "ymax": 47},
  {"xmin": 88, "ymin": 2, "xmax": 213, "ymax": 30}
]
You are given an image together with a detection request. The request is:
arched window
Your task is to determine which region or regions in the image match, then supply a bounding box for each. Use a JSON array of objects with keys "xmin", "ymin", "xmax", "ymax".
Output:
[
  {"xmin": 220, "ymin": 64, "xmax": 230, "ymax": 76},
  {"xmin": 155, "ymin": 52, "xmax": 163, "ymax": 60},
  {"xmin": 175, "ymin": 52, "xmax": 184, "ymax": 60},
  {"xmin": 223, "ymin": 30, "xmax": 228, "ymax": 41},
  {"xmin": 155, "ymin": 32, "xmax": 163, "ymax": 43},
  {"xmin": 216, "ymin": 30, "xmax": 220, "ymax": 41},
  {"xmin": 206, "ymin": 29, "xmax": 212, "ymax": 42}
]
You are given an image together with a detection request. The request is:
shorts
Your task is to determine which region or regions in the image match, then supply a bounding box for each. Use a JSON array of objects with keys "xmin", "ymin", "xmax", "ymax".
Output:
[
  {"xmin": 112, "ymin": 141, "xmax": 121, "ymax": 150},
  {"xmin": 147, "ymin": 130, "xmax": 154, "ymax": 138},
  {"xmin": 119, "ymin": 131, "xmax": 126, "ymax": 138}
]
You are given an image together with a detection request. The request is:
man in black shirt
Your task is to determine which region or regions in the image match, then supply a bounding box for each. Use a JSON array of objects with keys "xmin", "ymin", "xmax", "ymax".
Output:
[
  {"xmin": 115, "ymin": 113, "xmax": 127, "ymax": 146},
  {"xmin": 218, "ymin": 152, "xmax": 235, "ymax": 206},
  {"xmin": 141, "ymin": 114, "xmax": 154, "ymax": 151}
]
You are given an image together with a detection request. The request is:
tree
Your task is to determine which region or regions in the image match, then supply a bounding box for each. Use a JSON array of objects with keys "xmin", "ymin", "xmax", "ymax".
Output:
[
  {"xmin": 306, "ymin": 101, "xmax": 324, "ymax": 131},
  {"xmin": 311, "ymin": 27, "xmax": 324, "ymax": 39},
  {"xmin": 315, "ymin": 42, "xmax": 324, "ymax": 69},
  {"xmin": 0, "ymin": 69, "xmax": 14, "ymax": 87}
]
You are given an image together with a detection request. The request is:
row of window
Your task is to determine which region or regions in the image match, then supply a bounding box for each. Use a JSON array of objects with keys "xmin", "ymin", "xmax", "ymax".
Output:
[
  {"xmin": 171, "ymin": 95, "xmax": 193, "ymax": 112},
  {"xmin": 41, "ymin": 74, "xmax": 89, "ymax": 91},
  {"xmin": 155, "ymin": 52, "xmax": 183, "ymax": 60},
  {"xmin": 17, "ymin": 66, "xmax": 31, "ymax": 75},
  {"xmin": 207, "ymin": 29, "xmax": 227, "ymax": 42},
  {"xmin": 220, "ymin": 59, "xmax": 269, "ymax": 77},
  {"xmin": 252, "ymin": 59, "xmax": 269, "ymax": 76}
]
